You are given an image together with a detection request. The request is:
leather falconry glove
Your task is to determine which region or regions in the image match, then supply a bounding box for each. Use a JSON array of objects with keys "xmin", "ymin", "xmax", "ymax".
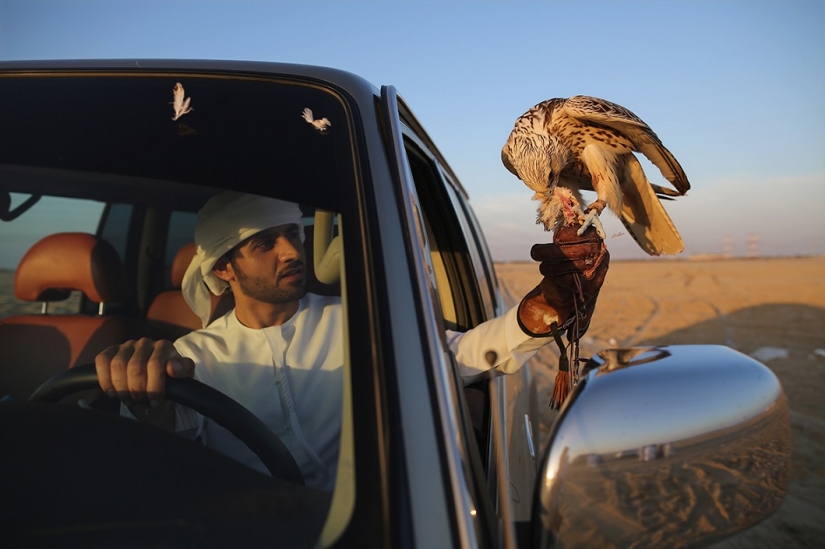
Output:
[{"xmin": 517, "ymin": 224, "xmax": 610, "ymax": 408}]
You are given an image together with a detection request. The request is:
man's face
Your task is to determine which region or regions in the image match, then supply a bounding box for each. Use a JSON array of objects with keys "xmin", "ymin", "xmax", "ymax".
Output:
[{"xmin": 227, "ymin": 224, "xmax": 307, "ymax": 304}]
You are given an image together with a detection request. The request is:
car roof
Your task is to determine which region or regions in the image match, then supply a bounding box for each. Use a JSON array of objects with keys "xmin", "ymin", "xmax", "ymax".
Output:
[
  {"xmin": 0, "ymin": 59, "xmax": 469, "ymax": 204},
  {"xmin": 0, "ymin": 60, "xmax": 378, "ymax": 212},
  {"xmin": 0, "ymin": 58, "xmax": 378, "ymax": 95}
]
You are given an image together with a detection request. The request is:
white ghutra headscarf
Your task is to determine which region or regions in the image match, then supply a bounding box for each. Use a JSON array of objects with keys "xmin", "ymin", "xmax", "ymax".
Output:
[{"xmin": 182, "ymin": 191, "xmax": 304, "ymax": 328}]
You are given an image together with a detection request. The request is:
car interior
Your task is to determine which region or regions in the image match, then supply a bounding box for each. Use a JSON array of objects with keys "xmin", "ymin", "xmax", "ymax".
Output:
[
  {"xmin": 0, "ymin": 68, "xmax": 501, "ymax": 547},
  {"xmin": 0, "ymin": 71, "xmax": 362, "ymax": 546},
  {"xmin": 0, "ymin": 189, "xmax": 341, "ymax": 399}
]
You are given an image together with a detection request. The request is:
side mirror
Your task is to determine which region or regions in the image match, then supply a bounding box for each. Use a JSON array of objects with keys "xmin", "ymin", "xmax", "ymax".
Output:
[{"xmin": 532, "ymin": 345, "xmax": 790, "ymax": 548}]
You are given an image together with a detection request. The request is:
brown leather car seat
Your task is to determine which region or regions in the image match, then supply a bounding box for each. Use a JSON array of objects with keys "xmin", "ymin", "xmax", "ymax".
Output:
[
  {"xmin": 145, "ymin": 242, "xmax": 233, "ymax": 340},
  {"xmin": 0, "ymin": 232, "xmax": 144, "ymax": 401}
]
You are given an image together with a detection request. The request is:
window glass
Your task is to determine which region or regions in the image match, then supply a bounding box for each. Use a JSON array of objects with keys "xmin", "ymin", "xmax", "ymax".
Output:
[
  {"xmin": 0, "ymin": 73, "xmax": 360, "ymax": 545},
  {"xmin": 99, "ymin": 203, "xmax": 134, "ymax": 264},
  {"xmin": 402, "ymin": 137, "xmax": 497, "ymax": 544},
  {"xmin": 164, "ymin": 209, "xmax": 198, "ymax": 287},
  {"xmin": 0, "ymin": 194, "xmax": 104, "ymax": 318},
  {"xmin": 442, "ymin": 181, "xmax": 498, "ymax": 318},
  {"xmin": 402, "ymin": 138, "xmax": 489, "ymax": 330}
]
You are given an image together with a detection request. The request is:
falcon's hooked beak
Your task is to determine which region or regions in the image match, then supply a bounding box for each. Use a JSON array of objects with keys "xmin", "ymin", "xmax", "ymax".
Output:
[
  {"xmin": 547, "ymin": 172, "xmax": 560, "ymax": 195},
  {"xmin": 534, "ymin": 173, "xmax": 558, "ymax": 201}
]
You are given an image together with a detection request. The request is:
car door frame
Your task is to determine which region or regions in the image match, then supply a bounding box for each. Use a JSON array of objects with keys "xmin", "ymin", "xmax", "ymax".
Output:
[{"xmin": 385, "ymin": 85, "xmax": 539, "ymax": 548}]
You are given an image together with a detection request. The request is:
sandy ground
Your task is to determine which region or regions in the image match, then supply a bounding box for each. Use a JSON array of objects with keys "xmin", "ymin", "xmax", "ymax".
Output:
[{"xmin": 496, "ymin": 257, "xmax": 825, "ymax": 548}]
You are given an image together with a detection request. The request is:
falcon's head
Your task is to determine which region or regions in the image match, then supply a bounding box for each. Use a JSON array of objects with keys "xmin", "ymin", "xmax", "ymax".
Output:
[{"xmin": 501, "ymin": 130, "xmax": 567, "ymax": 199}]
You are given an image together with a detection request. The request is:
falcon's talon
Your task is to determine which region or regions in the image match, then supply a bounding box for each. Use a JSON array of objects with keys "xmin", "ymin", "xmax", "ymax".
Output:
[
  {"xmin": 578, "ymin": 209, "xmax": 606, "ymax": 239},
  {"xmin": 584, "ymin": 199, "xmax": 606, "ymax": 216}
]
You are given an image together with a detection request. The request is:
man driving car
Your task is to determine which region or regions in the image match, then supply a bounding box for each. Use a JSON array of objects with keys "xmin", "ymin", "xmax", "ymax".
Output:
[{"xmin": 95, "ymin": 191, "xmax": 608, "ymax": 491}]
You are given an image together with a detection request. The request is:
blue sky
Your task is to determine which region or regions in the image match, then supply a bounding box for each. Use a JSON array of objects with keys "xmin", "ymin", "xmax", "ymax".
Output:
[{"xmin": 1, "ymin": 0, "xmax": 823, "ymax": 261}]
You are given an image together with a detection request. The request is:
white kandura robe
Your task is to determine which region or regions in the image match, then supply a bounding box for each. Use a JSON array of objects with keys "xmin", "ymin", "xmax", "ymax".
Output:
[{"xmin": 173, "ymin": 292, "xmax": 548, "ymax": 491}]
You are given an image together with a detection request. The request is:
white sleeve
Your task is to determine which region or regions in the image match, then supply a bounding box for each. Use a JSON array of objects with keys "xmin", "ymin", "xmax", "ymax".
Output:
[
  {"xmin": 171, "ymin": 338, "xmax": 206, "ymax": 442},
  {"xmin": 118, "ymin": 401, "xmax": 201, "ymax": 441},
  {"xmin": 446, "ymin": 305, "xmax": 551, "ymax": 384},
  {"xmin": 173, "ymin": 403, "xmax": 204, "ymax": 441}
]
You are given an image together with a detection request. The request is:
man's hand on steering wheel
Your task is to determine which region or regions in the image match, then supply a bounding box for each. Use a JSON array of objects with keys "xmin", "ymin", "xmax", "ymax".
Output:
[
  {"xmin": 95, "ymin": 338, "xmax": 195, "ymax": 407},
  {"xmin": 33, "ymin": 363, "xmax": 305, "ymax": 485}
]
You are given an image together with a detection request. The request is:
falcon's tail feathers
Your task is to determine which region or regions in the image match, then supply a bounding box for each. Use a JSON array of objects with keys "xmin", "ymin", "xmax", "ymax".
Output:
[
  {"xmin": 618, "ymin": 155, "xmax": 684, "ymax": 255},
  {"xmin": 650, "ymin": 183, "xmax": 682, "ymax": 198}
]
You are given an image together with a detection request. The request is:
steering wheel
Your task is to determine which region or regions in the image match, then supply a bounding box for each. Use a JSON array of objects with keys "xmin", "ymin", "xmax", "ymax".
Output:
[{"xmin": 29, "ymin": 364, "xmax": 304, "ymax": 486}]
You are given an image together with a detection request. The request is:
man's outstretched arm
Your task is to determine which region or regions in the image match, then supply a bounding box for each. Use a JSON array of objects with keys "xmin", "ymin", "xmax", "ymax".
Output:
[{"xmin": 450, "ymin": 224, "xmax": 609, "ymax": 384}]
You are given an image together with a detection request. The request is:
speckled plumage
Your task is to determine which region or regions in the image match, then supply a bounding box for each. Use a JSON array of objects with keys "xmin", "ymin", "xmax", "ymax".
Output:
[{"xmin": 502, "ymin": 95, "xmax": 690, "ymax": 255}]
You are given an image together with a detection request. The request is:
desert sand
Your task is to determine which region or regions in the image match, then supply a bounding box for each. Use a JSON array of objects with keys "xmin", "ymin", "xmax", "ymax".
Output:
[{"xmin": 496, "ymin": 257, "xmax": 825, "ymax": 548}]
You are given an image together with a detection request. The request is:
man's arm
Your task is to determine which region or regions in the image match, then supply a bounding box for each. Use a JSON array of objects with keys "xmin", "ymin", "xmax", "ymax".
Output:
[
  {"xmin": 447, "ymin": 306, "xmax": 549, "ymax": 383},
  {"xmin": 450, "ymin": 224, "xmax": 609, "ymax": 385}
]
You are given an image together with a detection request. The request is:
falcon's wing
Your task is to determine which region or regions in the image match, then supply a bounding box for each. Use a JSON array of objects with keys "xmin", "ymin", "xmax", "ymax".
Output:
[
  {"xmin": 650, "ymin": 183, "xmax": 680, "ymax": 200},
  {"xmin": 616, "ymin": 154, "xmax": 684, "ymax": 255},
  {"xmin": 562, "ymin": 96, "xmax": 690, "ymax": 195}
]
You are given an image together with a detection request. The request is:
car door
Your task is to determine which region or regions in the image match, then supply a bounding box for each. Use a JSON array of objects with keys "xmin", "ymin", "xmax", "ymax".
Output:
[
  {"xmin": 436, "ymin": 164, "xmax": 540, "ymax": 530},
  {"xmin": 390, "ymin": 87, "xmax": 540, "ymax": 547}
]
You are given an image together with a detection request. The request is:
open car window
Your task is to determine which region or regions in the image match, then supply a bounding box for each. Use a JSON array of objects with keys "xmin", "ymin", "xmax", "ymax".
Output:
[{"xmin": 0, "ymin": 70, "xmax": 359, "ymax": 547}]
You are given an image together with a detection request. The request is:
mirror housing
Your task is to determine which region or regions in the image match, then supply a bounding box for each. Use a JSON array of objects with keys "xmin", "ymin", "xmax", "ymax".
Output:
[{"xmin": 533, "ymin": 345, "xmax": 790, "ymax": 548}]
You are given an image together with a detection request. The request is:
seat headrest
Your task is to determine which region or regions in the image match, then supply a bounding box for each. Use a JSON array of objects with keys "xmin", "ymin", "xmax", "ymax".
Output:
[
  {"xmin": 171, "ymin": 242, "xmax": 196, "ymax": 288},
  {"xmin": 15, "ymin": 232, "xmax": 128, "ymax": 304}
]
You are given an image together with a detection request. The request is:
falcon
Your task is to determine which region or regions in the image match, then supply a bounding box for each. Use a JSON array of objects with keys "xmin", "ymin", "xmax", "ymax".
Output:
[{"xmin": 501, "ymin": 95, "xmax": 690, "ymax": 255}]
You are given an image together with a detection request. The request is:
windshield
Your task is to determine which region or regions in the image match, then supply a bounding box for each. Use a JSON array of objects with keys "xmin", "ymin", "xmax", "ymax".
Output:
[{"xmin": 0, "ymin": 70, "xmax": 359, "ymax": 547}]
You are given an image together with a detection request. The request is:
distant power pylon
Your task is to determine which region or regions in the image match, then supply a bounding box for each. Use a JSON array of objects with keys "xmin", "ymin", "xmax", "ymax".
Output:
[
  {"xmin": 723, "ymin": 236, "xmax": 733, "ymax": 258},
  {"xmin": 747, "ymin": 233, "xmax": 760, "ymax": 257}
]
